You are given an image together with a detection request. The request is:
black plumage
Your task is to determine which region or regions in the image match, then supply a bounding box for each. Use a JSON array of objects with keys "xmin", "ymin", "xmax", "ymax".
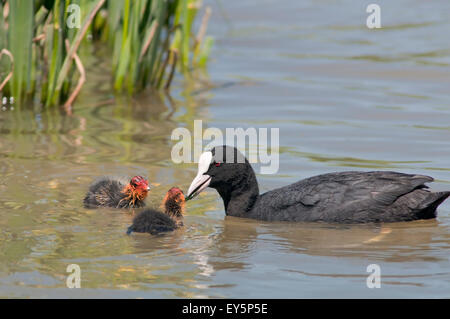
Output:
[
  {"xmin": 186, "ymin": 146, "xmax": 450, "ymax": 223},
  {"xmin": 83, "ymin": 176, "xmax": 149, "ymax": 209},
  {"xmin": 127, "ymin": 187, "xmax": 185, "ymax": 235},
  {"xmin": 127, "ymin": 209, "xmax": 178, "ymax": 235},
  {"xmin": 253, "ymin": 171, "xmax": 449, "ymax": 223}
]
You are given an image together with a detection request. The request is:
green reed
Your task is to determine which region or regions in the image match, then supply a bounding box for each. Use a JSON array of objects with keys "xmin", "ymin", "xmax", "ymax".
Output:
[{"xmin": 0, "ymin": 0, "xmax": 212, "ymax": 107}]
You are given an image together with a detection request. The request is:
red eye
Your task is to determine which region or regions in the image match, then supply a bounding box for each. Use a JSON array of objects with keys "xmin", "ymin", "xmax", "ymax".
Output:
[{"xmin": 215, "ymin": 162, "xmax": 221, "ymax": 167}]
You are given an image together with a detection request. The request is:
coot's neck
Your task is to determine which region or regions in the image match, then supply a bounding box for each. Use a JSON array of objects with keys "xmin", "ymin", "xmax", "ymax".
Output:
[{"xmin": 215, "ymin": 166, "xmax": 260, "ymax": 217}]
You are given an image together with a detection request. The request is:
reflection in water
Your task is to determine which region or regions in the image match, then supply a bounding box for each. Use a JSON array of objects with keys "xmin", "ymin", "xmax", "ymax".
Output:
[
  {"xmin": 0, "ymin": 80, "xmax": 214, "ymax": 296},
  {"xmin": 209, "ymin": 216, "xmax": 449, "ymax": 267},
  {"xmin": 207, "ymin": 217, "xmax": 259, "ymax": 272},
  {"xmin": 261, "ymin": 220, "xmax": 448, "ymax": 262},
  {"xmin": 1, "ymin": 0, "xmax": 450, "ymax": 298}
]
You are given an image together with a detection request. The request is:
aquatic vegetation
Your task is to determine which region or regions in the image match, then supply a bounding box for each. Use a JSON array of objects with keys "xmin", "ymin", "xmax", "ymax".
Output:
[{"xmin": 0, "ymin": 0, "xmax": 212, "ymax": 108}]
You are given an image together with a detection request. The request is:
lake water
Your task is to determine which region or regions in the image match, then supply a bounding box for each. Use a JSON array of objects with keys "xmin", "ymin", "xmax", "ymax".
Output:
[{"xmin": 0, "ymin": 0, "xmax": 449, "ymax": 298}]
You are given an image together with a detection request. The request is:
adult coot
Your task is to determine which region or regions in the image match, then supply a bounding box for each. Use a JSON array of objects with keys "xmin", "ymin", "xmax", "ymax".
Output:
[
  {"xmin": 84, "ymin": 176, "xmax": 150, "ymax": 209},
  {"xmin": 186, "ymin": 146, "xmax": 450, "ymax": 223},
  {"xmin": 127, "ymin": 187, "xmax": 185, "ymax": 235}
]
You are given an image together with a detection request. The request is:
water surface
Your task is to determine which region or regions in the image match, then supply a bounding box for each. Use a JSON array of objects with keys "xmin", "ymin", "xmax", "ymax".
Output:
[{"xmin": 0, "ymin": 0, "xmax": 449, "ymax": 298}]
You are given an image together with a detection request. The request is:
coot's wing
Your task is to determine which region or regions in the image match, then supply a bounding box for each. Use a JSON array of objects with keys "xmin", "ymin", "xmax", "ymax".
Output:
[{"xmin": 256, "ymin": 171, "xmax": 433, "ymax": 222}]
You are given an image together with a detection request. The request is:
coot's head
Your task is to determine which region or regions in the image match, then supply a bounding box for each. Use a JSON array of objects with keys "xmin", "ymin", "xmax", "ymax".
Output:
[
  {"xmin": 128, "ymin": 176, "xmax": 151, "ymax": 199},
  {"xmin": 163, "ymin": 187, "xmax": 185, "ymax": 218},
  {"xmin": 186, "ymin": 146, "xmax": 254, "ymax": 201}
]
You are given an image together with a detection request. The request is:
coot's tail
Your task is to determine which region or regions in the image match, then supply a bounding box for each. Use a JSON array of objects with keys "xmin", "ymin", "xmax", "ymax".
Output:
[{"xmin": 416, "ymin": 191, "xmax": 450, "ymax": 220}]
